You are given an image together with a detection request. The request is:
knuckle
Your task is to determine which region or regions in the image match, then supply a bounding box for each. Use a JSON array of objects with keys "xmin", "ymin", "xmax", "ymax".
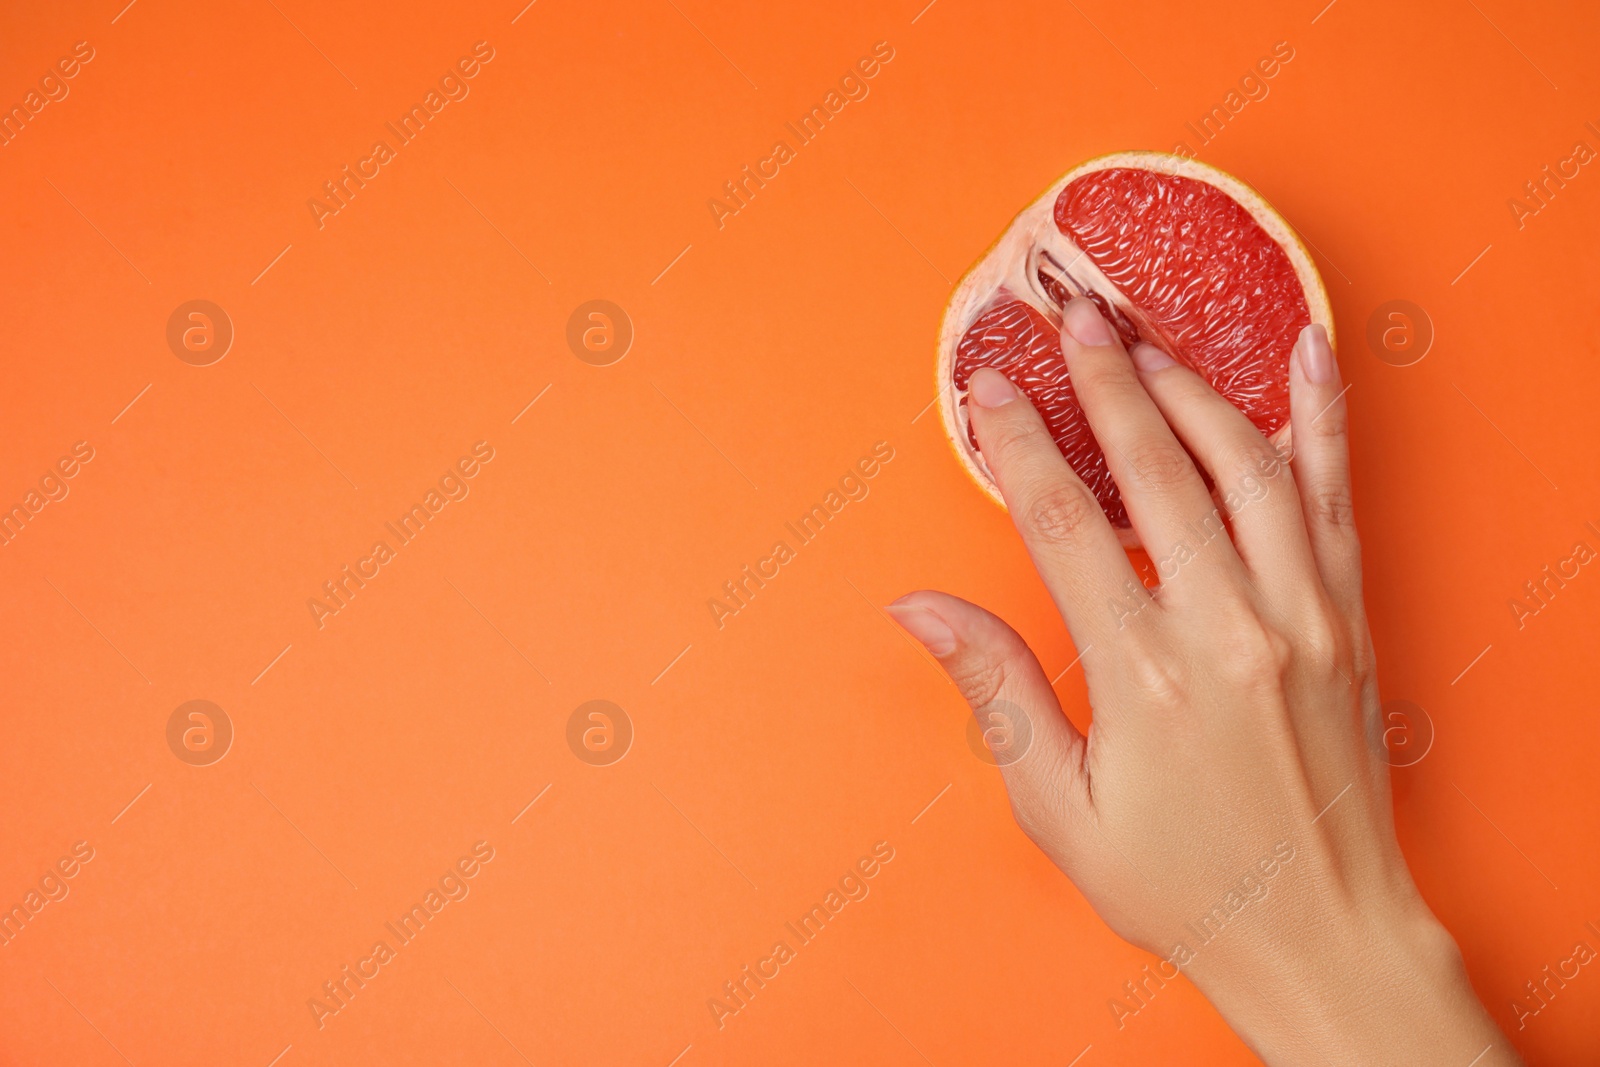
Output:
[
  {"xmin": 1267, "ymin": 628, "xmax": 1296, "ymax": 673},
  {"xmin": 1296, "ymin": 612, "xmax": 1344, "ymax": 672},
  {"xmin": 1122, "ymin": 647, "xmax": 1187, "ymax": 709},
  {"xmin": 1212, "ymin": 613, "xmax": 1288, "ymax": 688},
  {"xmin": 1238, "ymin": 441, "xmax": 1288, "ymax": 476},
  {"xmin": 1070, "ymin": 361, "xmax": 1125, "ymax": 397},
  {"xmin": 1308, "ymin": 482, "xmax": 1357, "ymax": 529},
  {"xmin": 948, "ymin": 654, "xmax": 1010, "ymax": 710},
  {"xmin": 1325, "ymin": 602, "xmax": 1376, "ymax": 682},
  {"xmin": 1310, "ymin": 405, "xmax": 1349, "ymax": 439},
  {"xmin": 1021, "ymin": 481, "xmax": 1100, "ymax": 545},
  {"xmin": 1216, "ymin": 444, "xmax": 1292, "ymax": 515},
  {"xmin": 1078, "ymin": 364, "xmax": 1157, "ymax": 414},
  {"xmin": 1123, "ymin": 438, "xmax": 1194, "ymax": 493},
  {"xmin": 981, "ymin": 411, "xmax": 1050, "ymax": 466},
  {"xmin": 1350, "ymin": 633, "xmax": 1378, "ymax": 683}
]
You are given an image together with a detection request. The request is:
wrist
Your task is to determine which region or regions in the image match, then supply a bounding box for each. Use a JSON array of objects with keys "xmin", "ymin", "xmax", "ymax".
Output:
[{"xmin": 1194, "ymin": 889, "xmax": 1519, "ymax": 1066}]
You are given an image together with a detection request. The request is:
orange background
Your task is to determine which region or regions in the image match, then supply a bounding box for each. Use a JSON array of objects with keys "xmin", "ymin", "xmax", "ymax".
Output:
[{"xmin": 2, "ymin": 0, "xmax": 1598, "ymax": 1063}]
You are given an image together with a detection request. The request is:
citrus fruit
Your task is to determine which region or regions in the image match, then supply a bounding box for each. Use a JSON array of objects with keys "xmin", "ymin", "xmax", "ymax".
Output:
[{"xmin": 936, "ymin": 151, "xmax": 1334, "ymax": 543}]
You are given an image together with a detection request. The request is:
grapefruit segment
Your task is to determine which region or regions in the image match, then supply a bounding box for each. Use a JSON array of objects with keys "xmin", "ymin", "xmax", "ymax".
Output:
[
  {"xmin": 938, "ymin": 151, "xmax": 1334, "ymax": 546},
  {"xmin": 953, "ymin": 293, "xmax": 1125, "ymax": 528}
]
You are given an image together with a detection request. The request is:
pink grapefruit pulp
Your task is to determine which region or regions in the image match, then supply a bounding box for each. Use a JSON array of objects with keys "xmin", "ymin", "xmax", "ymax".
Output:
[{"xmin": 936, "ymin": 152, "xmax": 1334, "ymax": 541}]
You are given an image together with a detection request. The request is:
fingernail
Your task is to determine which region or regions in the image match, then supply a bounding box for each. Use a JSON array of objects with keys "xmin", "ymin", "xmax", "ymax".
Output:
[
  {"xmin": 1062, "ymin": 297, "xmax": 1114, "ymax": 347},
  {"xmin": 968, "ymin": 367, "xmax": 1019, "ymax": 408},
  {"xmin": 1130, "ymin": 342, "xmax": 1175, "ymax": 373},
  {"xmin": 1296, "ymin": 323, "xmax": 1338, "ymax": 385},
  {"xmin": 886, "ymin": 602, "xmax": 957, "ymax": 656}
]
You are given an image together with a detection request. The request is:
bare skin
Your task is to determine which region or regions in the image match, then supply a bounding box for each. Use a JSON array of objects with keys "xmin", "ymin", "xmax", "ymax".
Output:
[{"xmin": 888, "ymin": 298, "xmax": 1519, "ymax": 1066}]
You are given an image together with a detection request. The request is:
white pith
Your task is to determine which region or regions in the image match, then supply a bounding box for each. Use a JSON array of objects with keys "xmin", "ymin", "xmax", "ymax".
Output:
[{"xmin": 935, "ymin": 151, "xmax": 1336, "ymax": 533}]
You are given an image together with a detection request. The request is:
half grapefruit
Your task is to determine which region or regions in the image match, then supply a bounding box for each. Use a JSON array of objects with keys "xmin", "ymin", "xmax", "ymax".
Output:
[{"xmin": 937, "ymin": 151, "xmax": 1334, "ymax": 543}]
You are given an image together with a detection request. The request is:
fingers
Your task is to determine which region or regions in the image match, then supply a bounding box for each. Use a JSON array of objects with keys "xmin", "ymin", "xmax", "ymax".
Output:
[
  {"xmin": 1287, "ymin": 324, "xmax": 1362, "ymax": 616},
  {"xmin": 887, "ymin": 591, "xmax": 1092, "ymax": 842},
  {"xmin": 1127, "ymin": 340, "xmax": 1318, "ymax": 599},
  {"xmin": 966, "ymin": 365, "xmax": 1150, "ymax": 648},
  {"xmin": 1056, "ymin": 299, "xmax": 1247, "ymax": 593}
]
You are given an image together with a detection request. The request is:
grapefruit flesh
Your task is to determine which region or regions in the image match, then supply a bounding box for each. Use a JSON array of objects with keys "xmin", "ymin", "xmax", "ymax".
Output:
[{"xmin": 938, "ymin": 152, "xmax": 1333, "ymax": 541}]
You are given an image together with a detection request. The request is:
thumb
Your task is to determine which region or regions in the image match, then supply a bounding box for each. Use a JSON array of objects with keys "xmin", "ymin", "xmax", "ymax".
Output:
[{"xmin": 887, "ymin": 590, "xmax": 1093, "ymax": 855}]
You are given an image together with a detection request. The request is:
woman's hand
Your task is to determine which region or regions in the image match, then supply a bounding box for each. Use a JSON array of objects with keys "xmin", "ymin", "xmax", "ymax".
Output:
[{"xmin": 889, "ymin": 298, "xmax": 1518, "ymax": 1066}]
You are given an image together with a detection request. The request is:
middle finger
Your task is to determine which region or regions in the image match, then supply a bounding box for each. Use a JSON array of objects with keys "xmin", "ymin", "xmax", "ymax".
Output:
[{"xmin": 1058, "ymin": 298, "xmax": 1248, "ymax": 595}]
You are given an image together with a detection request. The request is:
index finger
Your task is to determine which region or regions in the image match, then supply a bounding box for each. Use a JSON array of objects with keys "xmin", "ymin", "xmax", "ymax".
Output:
[{"xmin": 967, "ymin": 366, "xmax": 1152, "ymax": 647}]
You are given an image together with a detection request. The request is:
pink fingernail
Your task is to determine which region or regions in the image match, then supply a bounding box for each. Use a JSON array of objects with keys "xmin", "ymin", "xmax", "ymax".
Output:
[
  {"xmin": 1130, "ymin": 342, "xmax": 1175, "ymax": 373},
  {"xmin": 968, "ymin": 367, "xmax": 1019, "ymax": 408},
  {"xmin": 1296, "ymin": 324, "xmax": 1338, "ymax": 385},
  {"xmin": 886, "ymin": 602, "xmax": 957, "ymax": 656},
  {"xmin": 1062, "ymin": 297, "xmax": 1114, "ymax": 347}
]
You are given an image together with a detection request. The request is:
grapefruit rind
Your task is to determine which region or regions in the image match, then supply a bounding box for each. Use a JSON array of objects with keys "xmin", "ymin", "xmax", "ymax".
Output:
[{"xmin": 935, "ymin": 151, "xmax": 1335, "ymax": 534}]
